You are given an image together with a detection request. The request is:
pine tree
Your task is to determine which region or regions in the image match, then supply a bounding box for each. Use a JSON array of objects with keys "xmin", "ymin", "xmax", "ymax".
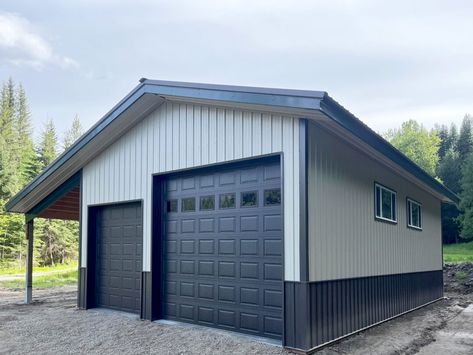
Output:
[
  {"xmin": 63, "ymin": 115, "xmax": 83, "ymax": 150},
  {"xmin": 33, "ymin": 119, "xmax": 79, "ymax": 265},
  {"xmin": 448, "ymin": 123, "xmax": 459, "ymax": 151},
  {"xmin": 0, "ymin": 79, "xmax": 34, "ymax": 264},
  {"xmin": 37, "ymin": 120, "xmax": 58, "ymax": 170},
  {"xmin": 0, "ymin": 79, "xmax": 20, "ymax": 200},
  {"xmin": 437, "ymin": 149, "xmax": 462, "ymax": 194},
  {"xmin": 457, "ymin": 115, "xmax": 473, "ymax": 165},
  {"xmin": 458, "ymin": 153, "xmax": 473, "ymax": 240},
  {"xmin": 437, "ymin": 124, "xmax": 450, "ymax": 160},
  {"xmin": 15, "ymin": 84, "xmax": 37, "ymax": 186},
  {"xmin": 437, "ymin": 148, "xmax": 462, "ymax": 244},
  {"xmin": 35, "ymin": 120, "xmax": 58, "ymax": 265}
]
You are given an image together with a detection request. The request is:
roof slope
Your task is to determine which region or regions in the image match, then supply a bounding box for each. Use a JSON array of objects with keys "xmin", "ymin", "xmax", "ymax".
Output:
[{"xmin": 5, "ymin": 79, "xmax": 458, "ymax": 213}]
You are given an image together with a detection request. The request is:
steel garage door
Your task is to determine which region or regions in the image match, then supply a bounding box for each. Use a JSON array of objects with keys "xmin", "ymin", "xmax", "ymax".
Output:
[
  {"xmin": 95, "ymin": 202, "xmax": 142, "ymax": 313},
  {"xmin": 163, "ymin": 160, "xmax": 283, "ymax": 339}
]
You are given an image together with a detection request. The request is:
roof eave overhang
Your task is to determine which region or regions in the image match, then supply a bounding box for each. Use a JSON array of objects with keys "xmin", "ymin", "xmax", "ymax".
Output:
[
  {"xmin": 5, "ymin": 80, "xmax": 459, "ymax": 214},
  {"xmin": 318, "ymin": 95, "xmax": 459, "ymax": 205},
  {"xmin": 5, "ymin": 81, "xmax": 326, "ymax": 214}
]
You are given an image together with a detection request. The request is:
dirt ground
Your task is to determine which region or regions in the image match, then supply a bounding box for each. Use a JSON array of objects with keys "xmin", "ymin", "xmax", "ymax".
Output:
[{"xmin": 1, "ymin": 265, "xmax": 473, "ymax": 355}]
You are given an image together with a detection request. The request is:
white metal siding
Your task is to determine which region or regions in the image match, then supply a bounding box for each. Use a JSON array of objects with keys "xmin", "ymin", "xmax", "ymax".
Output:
[
  {"xmin": 308, "ymin": 123, "xmax": 442, "ymax": 281},
  {"xmin": 82, "ymin": 102, "xmax": 301, "ymax": 281}
]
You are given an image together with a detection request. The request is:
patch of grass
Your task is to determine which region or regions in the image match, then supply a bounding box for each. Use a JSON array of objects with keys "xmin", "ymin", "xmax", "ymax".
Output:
[
  {"xmin": 443, "ymin": 241, "xmax": 473, "ymax": 264},
  {"xmin": 455, "ymin": 270, "xmax": 468, "ymax": 281},
  {"xmin": 0, "ymin": 261, "xmax": 78, "ymax": 275},
  {"xmin": 0, "ymin": 270, "xmax": 77, "ymax": 290}
]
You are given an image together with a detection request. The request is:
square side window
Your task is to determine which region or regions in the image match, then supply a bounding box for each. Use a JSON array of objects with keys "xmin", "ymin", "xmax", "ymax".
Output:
[
  {"xmin": 374, "ymin": 183, "xmax": 396, "ymax": 223},
  {"xmin": 407, "ymin": 199, "xmax": 422, "ymax": 229}
]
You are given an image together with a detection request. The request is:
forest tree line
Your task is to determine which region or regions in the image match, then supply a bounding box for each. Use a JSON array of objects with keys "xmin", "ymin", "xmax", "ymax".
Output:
[
  {"xmin": 0, "ymin": 78, "xmax": 82, "ymax": 268},
  {"xmin": 1, "ymin": 77, "xmax": 473, "ymax": 269},
  {"xmin": 385, "ymin": 117, "xmax": 473, "ymax": 243}
]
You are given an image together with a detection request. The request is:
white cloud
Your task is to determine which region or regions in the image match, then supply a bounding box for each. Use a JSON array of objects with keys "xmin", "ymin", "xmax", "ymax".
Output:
[{"xmin": 0, "ymin": 11, "xmax": 78, "ymax": 70}]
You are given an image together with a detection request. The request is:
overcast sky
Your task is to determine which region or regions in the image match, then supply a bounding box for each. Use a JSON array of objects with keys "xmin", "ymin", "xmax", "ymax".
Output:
[{"xmin": 1, "ymin": 0, "xmax": 473, "ymax": 141}]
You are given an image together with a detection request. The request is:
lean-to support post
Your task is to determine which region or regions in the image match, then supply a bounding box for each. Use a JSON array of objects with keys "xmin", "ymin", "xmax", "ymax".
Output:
[{"xmin": 25, "ymin": 218, "xmax": 34, "ymax": 304}]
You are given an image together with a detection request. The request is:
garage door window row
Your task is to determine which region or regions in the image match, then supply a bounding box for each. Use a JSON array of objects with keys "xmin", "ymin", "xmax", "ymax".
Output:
[{"xmin": 167, "ymin": 188, "xmax": 281, "ymax": 213}]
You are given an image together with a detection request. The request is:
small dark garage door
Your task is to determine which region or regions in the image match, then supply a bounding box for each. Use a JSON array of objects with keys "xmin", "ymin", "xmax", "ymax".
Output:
[
  {"xmin": 95, "ymin": 202, "xmax": 143, "ymax": 314},
  {"xmin": 163, "ymin": 159, "xmax": 283, "ymax": 339}
]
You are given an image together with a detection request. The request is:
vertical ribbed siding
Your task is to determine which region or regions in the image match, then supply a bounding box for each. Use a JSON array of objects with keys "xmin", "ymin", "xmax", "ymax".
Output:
[
  {"xmin": 284, "ymin": 270, "xmax": 443, "ymax": 350},
  {"xmin": 308, "ymin": 123, "xmax": 442, "ymax": 281},
  {"xmin": 308, "ymin": 272, "xmax": 443, "ymax": 346},
  {"xmin": 81, "ymin": 102, "xmax": 300, "ymax": 280}
]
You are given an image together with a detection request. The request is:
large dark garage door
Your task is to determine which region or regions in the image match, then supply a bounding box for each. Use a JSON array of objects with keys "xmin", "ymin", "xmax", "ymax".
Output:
[
  {"xmin": 95, "ymin": 202, "xmax": 142, "ymax": 314},
  {"xmin": 163, "ymin": 159, "xmax": 283, "ymax": 339}
]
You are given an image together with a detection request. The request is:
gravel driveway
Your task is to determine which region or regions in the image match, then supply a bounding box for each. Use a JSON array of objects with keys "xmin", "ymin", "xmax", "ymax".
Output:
[
  {"xmin": 0, "ymin": 286, "xmax": 287, "ymax": 355},
  {"xmin": 1, "ymin": 266, "xmax": 473, "ymax": 355}
]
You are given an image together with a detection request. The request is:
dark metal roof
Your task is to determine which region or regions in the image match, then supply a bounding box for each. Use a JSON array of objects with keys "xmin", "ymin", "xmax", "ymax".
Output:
[{"xmin": 5, "ymin": 79, "xmax": 459, "ymax": 213}]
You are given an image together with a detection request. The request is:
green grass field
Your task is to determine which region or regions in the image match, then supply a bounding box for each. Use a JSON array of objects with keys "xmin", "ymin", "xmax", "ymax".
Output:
[
  {"xmin": 443, "ymin": 241, "xmax": 473, "ymax": 263},
  {"xmin": 0, "ymin": 261, "xmax": 78, "ymax": 275},
  {"xmin": 0, "ymin": 270, "xmax": 77, "ymax": 290},
  {"xmin": 0, "ymin": 261, "xmax": 78, "ymax": 290}
]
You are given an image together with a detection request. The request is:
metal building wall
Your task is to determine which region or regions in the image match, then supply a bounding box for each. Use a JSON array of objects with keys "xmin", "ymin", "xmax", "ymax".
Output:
[
  {"xmin": 81, "ymin": 101, "xmax": 301, "ymax": 281},
  {"xmin": 307, "ymin": 122, "xmax": 442, "ymax": 282}
]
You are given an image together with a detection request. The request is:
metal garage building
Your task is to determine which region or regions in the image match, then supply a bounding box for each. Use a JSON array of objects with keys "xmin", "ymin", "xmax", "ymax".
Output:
[{"xmin": 6, "ymin": 79, "xmax": 458, "ymax": 353}]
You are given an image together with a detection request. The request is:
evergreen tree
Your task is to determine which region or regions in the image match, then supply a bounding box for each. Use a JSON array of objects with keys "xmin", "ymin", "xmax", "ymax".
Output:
[
  {"xmin": 63, "ymin": 115, "xmax": 83, "ymax": 150},
  {"xmin": 437, "ymin": 149, "xmax": 462, "ymax": 193},
  {"xmin": 457, "ymin": 115, "xmax": 473, "ymax": 165},
  {"xmin": 0, "ymin": 79, "xmax": 20, "ymax": 200},
  {"xmin": 0, "ymin": 79, "xmax": 79, "ymax": 267},
  {"xmin": 15, "ymin": 84, "xmax": 37, "ymax": 186},
  {"xmin": 458, "ymin": 153, "xmax": 473, "ymax": 240},
  {"xmin": 35, "ymin": 120, "xmax": 59, "ymax": 265},
  {"xmin": 437, "ymin": 148, "xmax": 462, "ymax": 244},
  {"xmin": 34, "ymin": 119, "xmax": 79, "ymax": 265},
  {"xmin": 0, "ymin": 200, "xmax": 25, "ymax": 264},
  {"xmin": 437, "ymin": 124, "xmax": 450, "ymax": 160},
  {"xmin": 37, "ymin": 120, "xmax": 58, "ymax": 170},
  {"xmin": 448, "ymin": 123, "xmax": 459, "ymax": 151},
  {"xmin": 436, "ymin": 123, "xmax": 463, "ymax": 244}
]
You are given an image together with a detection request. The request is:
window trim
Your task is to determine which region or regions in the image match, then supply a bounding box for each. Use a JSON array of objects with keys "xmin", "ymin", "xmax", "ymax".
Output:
[
  {"xmin": 374, "ymin": 182, "xmax": 397, "ymax": 224},
  {"xmin": 406, "ymin": 197, "xmax": 423, "ymax": 231}
]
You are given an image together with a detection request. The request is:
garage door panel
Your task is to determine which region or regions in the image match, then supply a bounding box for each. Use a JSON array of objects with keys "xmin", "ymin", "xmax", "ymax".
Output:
[
  {"xmin": 218, "ymin": 217, "xmax": 236, "ymax": 232},
  {"xmin": 180, "ymin": 240, "xmax": 195, "ymax": 254},
  {"xmin": 198, "ymin": 306, "xmax": 215, "ymax": 324},
  {"xmin": 180, "ymin": 260, "xmax": 195, "ymax": 274},
  {"xmin": 162, "ymin": 160, "xmax": 282, "ymax": 339},
  {"xmin": 95, "ymin": 202, "xmax": 142, "ymax": 314},
  {"xmin": 198, "ymin": 260, "xmax": 215, "ymax": 276},
  {"xmin": 181, "ymin": 219, "xmax": 196, "ymax": 233}
]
